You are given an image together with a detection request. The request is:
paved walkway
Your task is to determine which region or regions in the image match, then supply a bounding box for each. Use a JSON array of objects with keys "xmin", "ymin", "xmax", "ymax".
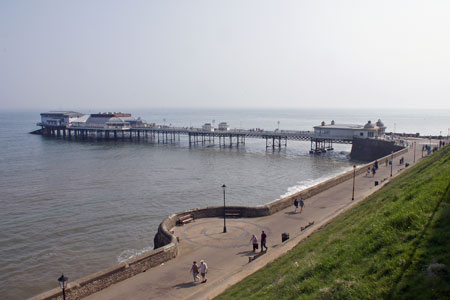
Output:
[{"xmin": 85, "ymin": 140, "xmax": 427, "ymax": 300}]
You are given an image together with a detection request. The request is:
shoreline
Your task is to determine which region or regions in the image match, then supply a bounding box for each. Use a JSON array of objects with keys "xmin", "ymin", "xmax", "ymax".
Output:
[
  {"xmin": 28, "ymin": 147, "xmax": 409, "ymax": 300},
  {"xmin": 115, "ymin": 159, "xmax": 354, "ymax": 263}
]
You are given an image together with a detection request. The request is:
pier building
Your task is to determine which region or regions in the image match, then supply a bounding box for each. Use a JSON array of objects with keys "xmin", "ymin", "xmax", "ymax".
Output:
[
  {"xmin": 202, "ymin": 123, "xmax": 214, "ymax": 131},
  {"xmin": 218, "ymin": 122, "xmax": 230, "ymax": 131},
  {"xmin": 70, "ymin": 112, "xmax": 147, "ymax": 129},
  {"xmin": 39, "ymin": 111, "xmax": 84, "ymax": 127},
  {"xmin": 314, "ymin": 120, "xmax": 386, "ymax": 139}
]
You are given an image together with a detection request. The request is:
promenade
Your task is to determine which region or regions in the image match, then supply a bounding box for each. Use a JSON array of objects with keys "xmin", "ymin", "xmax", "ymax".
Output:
[{"xmin": 85, "ymin": 140, "xmax": 424, "ymax": 300}]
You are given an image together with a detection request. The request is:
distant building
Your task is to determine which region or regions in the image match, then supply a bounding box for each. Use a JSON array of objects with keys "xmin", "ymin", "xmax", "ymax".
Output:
[
  {"xmin": 313, "ymin": 120, "xmax": 386, "ymax": 139},
  {"xmin": 218, "ymin": 122, "xmax": 230, "ymax": 131},
  {"xmin": 39, "ymin": 111, "xmax": 84, "ymax": 127}
]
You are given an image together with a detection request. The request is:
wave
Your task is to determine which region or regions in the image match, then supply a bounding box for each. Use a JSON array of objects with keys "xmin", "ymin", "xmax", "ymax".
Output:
[
  {"xmin": 117, "ymin": 246, "xmax": 154, "ymax": 263},
  {"xmin": 276, "ymin": 167, "xmax": 352, "ymax": 201}
]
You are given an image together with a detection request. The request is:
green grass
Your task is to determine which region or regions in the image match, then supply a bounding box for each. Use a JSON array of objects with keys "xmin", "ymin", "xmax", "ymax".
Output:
[{"xmin": 215, "ymin": 146, "xmax": 450, "ymax": 300}]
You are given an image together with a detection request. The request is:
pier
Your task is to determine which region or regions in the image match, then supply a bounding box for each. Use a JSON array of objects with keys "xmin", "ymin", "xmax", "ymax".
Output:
[
  {"xmin": 36, "ymin": 125, "xmax": 352, "ymax": 153},
  {"xmin": 34, "ymin": 111, "xmax": 391, "ymax": 154}
]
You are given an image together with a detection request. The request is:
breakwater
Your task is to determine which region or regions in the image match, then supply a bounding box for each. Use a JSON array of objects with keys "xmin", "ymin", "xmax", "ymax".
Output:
[{"xmin": 28, "ymin": 148, "xmax": 408, "ymax": 300}]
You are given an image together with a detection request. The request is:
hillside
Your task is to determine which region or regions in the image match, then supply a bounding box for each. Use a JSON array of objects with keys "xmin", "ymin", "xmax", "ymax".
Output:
[{"xmin": 215, "ymin": 145, "xmax": 450, "ymax": 300}]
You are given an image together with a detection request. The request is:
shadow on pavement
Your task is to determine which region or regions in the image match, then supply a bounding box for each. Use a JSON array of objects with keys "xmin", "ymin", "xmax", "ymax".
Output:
[
  {"xmin": 173, "ymin": 282, "xmax": 198, "ymax": 289},
  {"xmin": 284, "ymin": 211, "xmax": 298, "ymax": 215},
  {"xmin": 236, "ymin": 250, "xmax": 254, "ymax": 257}
]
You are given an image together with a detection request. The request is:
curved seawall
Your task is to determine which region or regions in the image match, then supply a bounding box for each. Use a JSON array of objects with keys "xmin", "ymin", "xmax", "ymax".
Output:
[{"xmin": 28, "ymin": 148, "xmax": 407, "ymax": 300}]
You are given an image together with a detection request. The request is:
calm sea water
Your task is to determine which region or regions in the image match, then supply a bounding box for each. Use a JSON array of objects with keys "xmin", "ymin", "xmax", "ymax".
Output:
[{"xmin": 0, "ymin": 108, "xmax": 448, "ymax": 299}]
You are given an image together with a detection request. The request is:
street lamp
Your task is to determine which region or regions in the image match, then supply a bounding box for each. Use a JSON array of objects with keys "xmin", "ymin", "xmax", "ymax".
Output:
[
  {"xmin": 352, "ymin": 165, "xmax": 356, "ymax": 201},
  {"xmin": 277, "ymin": 120, "xmax": 280, "ymax": 131},
  {"xmin": 222, "ymin": 184, "xmax": 227, "ymax": 233},
  {"xmin": 390, "ymin": 151, "xmax": 394, "ymax": 177},
  {"xmin": 413, "ymin": 142, "xmax": 416, "ymax": 163},
  {"xmin": 58, "ymin": 273, "xmax": 68, "ymax": 300}
]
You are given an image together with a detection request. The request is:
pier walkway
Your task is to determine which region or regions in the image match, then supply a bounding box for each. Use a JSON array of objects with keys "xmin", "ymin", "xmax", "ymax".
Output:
[
  {"xmin": 38, "ymin": 125, "xmax": 351, "ymax": 152},
  {"xmin": 84, "ymin": 140, "xmax": 426, "ymax": 300}
]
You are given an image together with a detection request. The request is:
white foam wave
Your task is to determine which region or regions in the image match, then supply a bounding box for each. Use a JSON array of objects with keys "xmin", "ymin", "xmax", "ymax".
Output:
[
  {"xmin": 275, "ymin": 168, "xmax": 352, "ymax": 201},
  {"xmin": 117, "ymin": 246, "xmax": 154, "ymax": 263}
]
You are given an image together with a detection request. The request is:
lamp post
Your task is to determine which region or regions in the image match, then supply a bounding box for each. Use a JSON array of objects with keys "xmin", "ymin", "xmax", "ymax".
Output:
[
  {"xmin": 58, "ymin": 273, "xmax": 68, "ymax": 300},
  {"xmin": 390, "ymin": 151, "xmax": 394, "ymax": 177},
  {"xmin": 413, "ymin": 142, "xmax": 416, "ymax": 163},
  {"xmin": 277, "ymin": 120, "xmax": 280, "ymax": 131},
  {"xmin": 352, "ymin": 165, "xmax": 356, "ymax": 201},
  {"xmin": 222, "ymin": 184, "xmax": 227, "ymax": 233}
]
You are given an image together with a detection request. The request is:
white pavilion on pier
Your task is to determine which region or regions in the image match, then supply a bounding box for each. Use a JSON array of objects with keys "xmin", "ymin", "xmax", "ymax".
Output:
[{"xmin": 313, "ymin": 119, "xmax": 386, "ymax": 139}]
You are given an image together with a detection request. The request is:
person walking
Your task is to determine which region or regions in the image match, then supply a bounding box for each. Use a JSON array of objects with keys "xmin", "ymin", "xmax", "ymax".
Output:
[
  {"xmin": 250, "ymin": 234, "xmax": 258, "ymax": 252},
  {"xmin": 299, "ymin": 199, "xmax": 305, "ymax": 213},
  {"xmin": 294, "ymin": 199, "xmax": 299, "ymax": 213},
  {"xmin": 190, "ymin": 261, "xmax": 200, "ymax": 282},
  {"xmin": 199, "ymin": 260, "xmax": 208, "ymax": 283},
  {"xmin": 260, "ymin": 230, "xmax": 268, "ymax": 252}
]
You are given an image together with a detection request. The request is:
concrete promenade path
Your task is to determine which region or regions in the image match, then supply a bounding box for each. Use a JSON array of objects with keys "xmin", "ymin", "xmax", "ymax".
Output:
[{"xmin": 85, "ymin": 140, "xmax": 426, "ymax": 300}]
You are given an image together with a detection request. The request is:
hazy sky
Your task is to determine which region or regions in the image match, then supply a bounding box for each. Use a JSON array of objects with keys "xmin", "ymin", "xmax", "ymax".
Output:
[{"xmin": 1, "ymin": 0, "xmax": 449, "ymax": 110}]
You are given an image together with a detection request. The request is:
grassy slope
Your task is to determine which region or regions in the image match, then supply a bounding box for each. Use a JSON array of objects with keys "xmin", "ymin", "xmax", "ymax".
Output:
[{"xmin": 216, "ymin": 146, "xmax": 450, "ymax": 300}]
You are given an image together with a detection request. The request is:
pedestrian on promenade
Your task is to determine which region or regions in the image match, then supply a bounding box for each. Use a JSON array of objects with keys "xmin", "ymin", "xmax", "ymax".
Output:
[
  {"xmin": 250, "ymin": 234, "xmax": 258, "ymax": 252},
  {"xmin": 261, "ymin": 230, "xmax": 268, "ymax": 252},
  {"xmin": 366, "ymin": 167, "xmax": 370, "ymax": 176},
  {"xmin": 190, "ymin": 261, "xmax": 200, "ymax": 282},
  {"xmin": 294, "ymin": 199, "xmax": 299, "ymax": 213},
  {"xmin": 372, "ymin": 166, "xmax": 376, "ymax": 176},
  {"xmin": 374, "ymin": 161, "xmax": 378, "ymax": 170},
  {"xmin": 299, "ymin": 199, "xmax": 305, "ymax": 213},
  {"xmin": 200, "ymin": 260, "xmax": 208, "ymax": 283}
]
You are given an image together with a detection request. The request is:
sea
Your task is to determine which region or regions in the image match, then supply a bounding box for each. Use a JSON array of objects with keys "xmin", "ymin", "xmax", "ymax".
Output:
[{"xmin": 0, "ymin": 108, "xmax": 448, "ymax": 300}]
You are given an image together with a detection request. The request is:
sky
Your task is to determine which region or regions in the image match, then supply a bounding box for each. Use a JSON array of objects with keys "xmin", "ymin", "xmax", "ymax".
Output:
[{"xmin": 1, "ymin": 0, "xmax": 449, "ymax": 110}]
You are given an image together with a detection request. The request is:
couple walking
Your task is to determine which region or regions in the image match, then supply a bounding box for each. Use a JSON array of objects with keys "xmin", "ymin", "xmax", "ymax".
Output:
[
  {"xmin": 294, "ymin": 198, "xmax": 304, "ymax": 213},
  {"xmin": 190, "ymin": 260, "xmax": 208, "ymax": 283},
  {"xmin": 250, "ymin": 231, "xmax": 268, "ymax": 253}
]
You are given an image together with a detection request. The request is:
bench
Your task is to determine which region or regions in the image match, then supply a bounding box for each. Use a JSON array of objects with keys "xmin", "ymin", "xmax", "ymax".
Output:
[
  {"xmin": 225, "ymin": 209, "xmax": 241, "ymax": 218},
  {"xmin": 176, "ymin": 214, "xmax": 194, "ymax": 226},
  {"xmin": 248, "ymin": 251, "xmax": 266, "ymax": 262}
]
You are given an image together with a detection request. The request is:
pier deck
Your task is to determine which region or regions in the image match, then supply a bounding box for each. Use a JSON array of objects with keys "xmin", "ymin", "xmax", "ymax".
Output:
[{"xmin": 37, "ymin": 125, "xmax": 353, "ymax": 153}]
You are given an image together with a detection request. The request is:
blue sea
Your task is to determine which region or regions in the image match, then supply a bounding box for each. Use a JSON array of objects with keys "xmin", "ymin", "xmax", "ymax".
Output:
[{"xmin": 0, "ymin": 108, "xmax": 448, "ymax": 299}]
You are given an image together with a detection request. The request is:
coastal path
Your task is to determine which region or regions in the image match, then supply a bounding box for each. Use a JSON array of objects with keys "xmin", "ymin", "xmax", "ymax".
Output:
[{"xmin": 85, "ymin": 139, "xmax": 424, "ymax": 300}]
